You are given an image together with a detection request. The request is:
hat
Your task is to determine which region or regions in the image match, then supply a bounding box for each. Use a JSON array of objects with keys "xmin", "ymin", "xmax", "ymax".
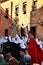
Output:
[{"xmin": 24, "ymin": 55, "xmax": 31, "ymax": 63}]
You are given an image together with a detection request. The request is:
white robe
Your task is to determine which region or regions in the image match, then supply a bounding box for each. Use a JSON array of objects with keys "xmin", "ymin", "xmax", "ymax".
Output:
[
  {"xmin": 19, "ymin": 39, "xmax": 26, "ymax": 49},
  {"xmin": 36, "ymin": 38, "xmax": 43, "ymax": 49}
]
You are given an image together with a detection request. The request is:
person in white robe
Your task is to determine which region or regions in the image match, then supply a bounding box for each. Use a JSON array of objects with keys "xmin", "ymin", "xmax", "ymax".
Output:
[
  {"xmin": 14, "ymin": 37, "xmax": 19, "ymax": 44},
  {"xmin": 0, "ymin": 36, "xmax": 5, "ymax": 45},
  {"xmin": 3, "ymin": 36, "xmax": 8, "ymax": 43},
  {"xmin": 19, "ymin": 37, "xmax": 26, "ymax": 49},
  {"xmin": 23, "ymin": 36, "xmax": 28, "ymax": 48},
  {"xmin": 36, "ymin": 38, "xmax": 43, "ymax": 50}
]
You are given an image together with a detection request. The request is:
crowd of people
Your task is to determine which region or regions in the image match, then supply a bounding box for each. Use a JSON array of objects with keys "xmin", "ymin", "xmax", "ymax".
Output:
[
  {"xmin": 0, "ymin": 24, "xmax": 43, "ymax": 65},
  {"xmin": 0, "ymin": 33, "xmax": 31, "ymax": 65}
]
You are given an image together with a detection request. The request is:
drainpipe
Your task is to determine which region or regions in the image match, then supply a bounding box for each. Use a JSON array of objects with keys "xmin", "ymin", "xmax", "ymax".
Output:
[{"xmin": 11, "ymin": 2, "xmax": 13, "ymax": 21}]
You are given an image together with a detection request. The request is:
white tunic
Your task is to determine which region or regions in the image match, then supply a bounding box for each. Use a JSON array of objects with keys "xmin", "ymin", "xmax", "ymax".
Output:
[
  {"xmin": 36, "ymin": 38, "xmax": 43, "ymax": 50},
  {"xmin": 19, "ymin": 39, "xmax": 26, "ymax": 49}
]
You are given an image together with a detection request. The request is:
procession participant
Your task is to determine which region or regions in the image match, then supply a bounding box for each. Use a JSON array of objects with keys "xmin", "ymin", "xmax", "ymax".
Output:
[
  {"xmin": 16, "ymin": 34, "xmax": 21, "ymax": 42},
  {"xmin": 20, "ymin": 24, "xmax": 25, "ymax": 37},
  {"xmin": 14, "ymin": 37, "xmax": 19, "ymax": 44},
  {"xmin": 27, "ymin": 31, "xmax": 35, "ymax": 48},
  {"xmin": 19, "ymin": 36, "xmax": 26, "ymax": 49},
  {"xmin": 0, "ymin": 36, "xmax": 3, "ymax": 46},
  {"xmin": 2, "ymin": 36, "xmax": 12, "ymax": 55},
  {"xmin": 28, "ymin": 32, "xmax": 43, "ymax": 64},
  {"xmin": 27, "ymin": 31, "xmax": 36, "ymax": 64},
  {"xmin": 8, "ymin": 35, "xmax": 14, "ymax": 42},
  {"xmin": 36, "ymin": 37, "xmax": 43, "ymax": 50},
  {"xmin": 11, "ymin": 34, "xmax": 20, "ymax": 44},
  {"xmin": 2, "ymin": 36, "xmax": 8, "ymax": 43},
  {"xmin": 27, "ymin": 31, "xmax": 35, "ymax": 49},
  {"xmin": 10, "ymin": 34, "xmax": 20, "ymax": 61},
  {"xmin": 23, "ymin": 36, "xmax": 28, "ymax": 48}
]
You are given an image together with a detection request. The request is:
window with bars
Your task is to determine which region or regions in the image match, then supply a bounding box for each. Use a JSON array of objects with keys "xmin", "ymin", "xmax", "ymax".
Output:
[
  {"xmin": 5, "ymin": 8, "xmax": 9, "ymax": 19},
  {"xmin": 5, "ymin": 29, "xmax": 8, "ymax": 36},
  {"xmin": 32, "ymin": 0, "xmax": 37, "ymax": 11},
  {"xmin": 15, "ymin": 5, "xmax": 19, "ymax": 16},
  {"xmin": 23, "ymin": 2, "xmax": 27, "ymax": 14}
]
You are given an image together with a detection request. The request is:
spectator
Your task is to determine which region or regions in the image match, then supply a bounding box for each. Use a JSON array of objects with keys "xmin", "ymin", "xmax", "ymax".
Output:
[
  {"xmin": 5, "ymin": 52, "xmax": 12, "ymax": 62},
  {"xmin": 19, "ymin": 48, "xmax": 26, "ymax": 65},
  {"xmin": 8, "ymin": 57, "xmax": 18, "ymax": 65},
  {"xmin": 24, "ymin": 55, "xmax": 31, "ymax": 65},
  {"xmin": 0, "ymin": 54, "xmax": 7, "ymax": 65}
]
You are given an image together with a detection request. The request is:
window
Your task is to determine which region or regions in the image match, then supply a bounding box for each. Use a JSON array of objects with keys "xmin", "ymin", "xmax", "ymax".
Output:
[
  {"xmin": 23, "ymin": 2, "xmax": 27, "ymax": 14},
  {"xmin": 5, "ymin": 29, "xmax": 8, "ymax": 36},
  {"xmin": 15, "ymin": 5, "xmax": 19, "ymax": 16},
  {"xmin": 30, "ymin": 26, "xmax": 36, "ymax": 38},
  {"xmin": 32, "ymin": 0, "xmax": 37, "ymax": 11},
  {"xmin": 5, "ymin": 8, "xmax": 9, "ymax": 18},
  {"xmin": 14, "ymin": 17, "xmax": 19, "ymax": 23}
]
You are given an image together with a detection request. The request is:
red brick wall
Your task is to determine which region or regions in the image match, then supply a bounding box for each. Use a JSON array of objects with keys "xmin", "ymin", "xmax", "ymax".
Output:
[
  {"xmin": 30, "ymin": 6, "xmax": 43, "ymax": 41},
  {"xmin": 0, "ymin": 10, "xmax": 12, "ymax": 36}
]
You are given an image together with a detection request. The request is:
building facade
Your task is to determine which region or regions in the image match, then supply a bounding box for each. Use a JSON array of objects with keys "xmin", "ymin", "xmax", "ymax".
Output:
[
  {"xmin": 1, "ymin": 0, "xmax": 33, "ymax": 28},
  {"xmin": 0, "ymin": 7, "xmax": 13, "ymax": 36},
  {"xmin": 1, "ymin": 0, "xmax": 43, "ymax": 26},
  {"xmin": 30, "ymin": 6, "xmax": 43, "ymax": 40},
  {"xmin": 0, "ymin": 0, "xmax": 43, "ymax": 37}
]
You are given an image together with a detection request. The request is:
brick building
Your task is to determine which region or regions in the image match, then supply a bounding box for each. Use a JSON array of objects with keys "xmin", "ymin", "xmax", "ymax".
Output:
[
  {"xmin": 30, "ymin": 6, "xmax": 43, "ymax": 41},
  {"xmin": 0, "ymin": 7, "xmax": 13, "ymax": 36}
]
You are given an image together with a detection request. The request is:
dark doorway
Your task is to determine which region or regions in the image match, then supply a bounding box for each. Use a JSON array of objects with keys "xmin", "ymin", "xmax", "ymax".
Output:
[
  {"xmin": 5, "ymin": 29, "xmax": 8, "ymax": 36},
  {"xmin": 30, "ymin": 26, "xmax": 36, "ymax": 38}
]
